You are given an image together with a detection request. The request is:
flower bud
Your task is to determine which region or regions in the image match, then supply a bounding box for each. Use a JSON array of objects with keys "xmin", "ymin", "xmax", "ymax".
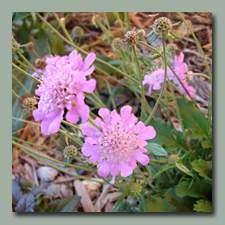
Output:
[
  {"xmin": 111, "ymin": 38, "xmax": 124, "ymax": 51},
  {"xmin": 26, "ymin": 41, "xmax": 35, "ymax": 51},
  {"xmin": 168, "ymin": 154, "xmax": 180, "ymax": 165},
  {"xmin": 153, "ymin": 17, "xmax": 172, "ymax": 34},
  {"xmin": 33, "ymin": 58, "xmax": 46, "ymax": 70},
  {"xmin": 130, "ymin": 182, "xmax": 142, "ymax": 195},
  {"xmin": 124, "ymin": 30, "xmax": 139, "ymax": 46},
  {"xmin": 60, "ymin": 17, "xmax": 66, "ymax": 26},
  {"xmin": 91, "ymin": 14, "xmax": 102, "ymax": 28},
  {"xmin": 64, "ymin": 145, "xmax": 77, "ymax": 159}
]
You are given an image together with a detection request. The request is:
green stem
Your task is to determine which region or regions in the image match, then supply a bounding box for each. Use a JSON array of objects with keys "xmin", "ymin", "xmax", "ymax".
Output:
[
  {"xmin": 136, "ymin": 167, "xmax": 155, "ymax": 189},
  {"xmin": 150, "ymin": 159, "xmax": 167, "ymax": 164},
  {"xmin": 190, "ymin": 73, "xmax": 211, "ymax": 81},
  {"xmin": 61, "ymin": 120, "xmax": 81, "ymax": 131},
  {"xmin": 59, "ymin": 128, "xmax": 83, "ymax": 147},
  {"xmin": 12, "ymin": 63, "xmax": 41, "ymax": 83},
  {"xmin": 88, "ymin": 117, "xmax": 102, "ymax": 131},
  {"xmin": 12, "ymin": 90, "xmax": 21, "ymax": 100},
  {"xmin": 144, "ymin": 39, "xmax": 168, "ymax": 126},
  {"xmin": 178, "ymin": 12, "xmax": 212, "ymax": 79},
  {"xmin": 12, "ymin": 74, "xmax": 29, "ymax": 94},
  {"xmin": 132, "ymin": 46, "xmax": 145, "ymax": 120}
]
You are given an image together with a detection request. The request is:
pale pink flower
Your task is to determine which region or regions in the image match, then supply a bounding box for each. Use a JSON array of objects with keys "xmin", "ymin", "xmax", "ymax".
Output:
[
  {"xmin": 81, "ymin": 105, "xmax": 156, "ymax": 184},
  {"xmin": 33, "ymin": 50, "xmax": 96, "ymax": 135}
]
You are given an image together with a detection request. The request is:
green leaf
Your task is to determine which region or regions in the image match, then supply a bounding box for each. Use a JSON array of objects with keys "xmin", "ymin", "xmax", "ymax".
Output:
[
  {"xmin": 165, "ymin": 188, "xmax": 195, "ymax": 212},
  {"xmin": 140, "ymin": 194, "xmax": 149, "ymax": 212},
  {"xmin": 175, "ymin": 162, "xmax": 194, "ymax": 177},
  {"xmin": 12, "ymin": 12, "xmax": 31, "ymax": 24},
  {"xmin": 146, "ymin": 143, "xmax": 168, "ymax": 156},
  {"xmin": 46, "ymin": 31, "xmax": 65, "ymax": 55},
  {"xmin": 169, "ymin": 30, "xmax": 181, "ymax": 39},
  {"xmin": 177, "ymin": 99, "xmax": 211, "ymax": 144},
  {"xmin": 45, "ymin": 196, "xmax": 81, "ymax": 212},
  {"xmin": 191, "ymin": 159, "xmax": 212, "ymax": 181},
  {"xmin": 147, "ymin": 118, "xmax": 185, "ymax": 151},
  {"xmin": 193, "ymin": 200, "xmax": 212, "ymax": 212},
  {"xmin": 176, "ymin": 180, "xmax": 212, "ymax": 200},
  {"xmin": 146, "ymin": 196, "xmax": 175, "ymax": 212}
]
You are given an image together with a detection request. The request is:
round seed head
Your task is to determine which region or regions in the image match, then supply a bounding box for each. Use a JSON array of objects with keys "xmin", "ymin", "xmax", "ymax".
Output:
[
  {"xmin": 124, "ymin": 30, "xmax": 139, "ymax": 46},
  {"xmin": 33, "ymin": 58, "xmax": 46, "ymax": 70},
  {"xmin": 64, "ymin": 145, "xmax": 77, "ymax": 159},
  {"xmin": 72, "ymin": 26, "xmax": 84, "ymax": 38},
  {"xmin": 168, "ymin": 154, "xmax": 180, "ymax": 165},
  {"xmin": 91, "ymin": 14, "xmax": 102, "ymax": 28},
  {"xmin": 111, "ymin": 38, "xmax": 124, "ymax": 51},
  {"xmin": 21, "ymin": 96, "xmax": 37, "ymax": 112},
  {"xmin": 12, "ymin": 39, "xmax": 20, "ymax": 52},
  {"xmin": 130, "ymin": 182, "xmax": 142, "ymax": 195},
  {"xmin": 153, "ymin": 17, "xmax": 172, "ymax": 34}
]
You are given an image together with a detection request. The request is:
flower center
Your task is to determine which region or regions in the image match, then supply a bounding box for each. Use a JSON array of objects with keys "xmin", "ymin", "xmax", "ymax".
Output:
[{"xmin": 98, "ymin": 123, "xmax": 137, "ymax": 164}]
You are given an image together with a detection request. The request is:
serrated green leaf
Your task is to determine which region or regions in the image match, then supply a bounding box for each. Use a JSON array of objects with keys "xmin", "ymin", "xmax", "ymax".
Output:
[
  {"xmin": 45, "ymin": 196, "xmax": 81, "ymax": 212},
  {"xmin": 193, "ymin": 200, "xmax": 212, "ymax": 212},
  {"xmin": 191, "ymin": 160, "xmax": 212, "ymax": 181},
  {"xmin": 146, "ymin": 142, "xmax": 168, "ymax": 156},
  {"xmin": 146, "ymin": 196, "xmax": 175, "ymax": 212},
  {"xmin": 177, "ymin": 99, "xmax": 212, "ymax": 144},
  {"xmin": 176, "ymin": 180, "xmax": 212, "ymax": 200},
  {"xmin": 165, "ymin": 188, "xmax": 195, "ymax": 212},
  {"xmin": 147, "ymin": 118, "xmax": 185, "ymax": 151},
  {"xmin": 175, "ymin": 162, "xmax": 194, "ymax": 177}
]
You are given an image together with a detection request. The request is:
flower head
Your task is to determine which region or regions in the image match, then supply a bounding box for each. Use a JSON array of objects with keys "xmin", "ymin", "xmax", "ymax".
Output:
[
  {"xmin": 33, "ymin": 50, "xmax": 96, "ymax": 135},
  {"xmin": 152, "ymin": 17, "xmax": 172, "ymax": 34},
  {"xmin": 124, "ymin": 31, "xmax": 139, "ymax": 46},
  {"xmin": 81, "ymin": 105, "xmax": 156, "ymax": 184},
  {"xmin": 143, "ymin": 68, "xmax": 173, "ymax": 96}
]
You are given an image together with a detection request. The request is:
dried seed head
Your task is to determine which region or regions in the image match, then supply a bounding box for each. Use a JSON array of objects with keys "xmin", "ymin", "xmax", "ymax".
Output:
[
  {"xmin": 167, "ymin": 43, "xmax": 177, "ymax": 52},
  {"xmin": 60, "ymin": 17, "xmax": 66, "ymax": 26},
  {"xmin": 20, "ymin": 95, "xmax": 37, "ymax": 112},
  {"xmin": 168, "ymin": 154, "xmax": 180, "ymax": 165},
  {"xmin": 91, "ymin": 14, "xmax": 102, "ymax": 28},
  {"xmin": 33, "ymin": 58, "xmax": 46, "ymax": 70},
  {"xmin": 111, "ymin": 38, "xmax": 124, "ymax": 51},
  {"xmin": 153, "ymin": 17, "xmax": 172, "ymax": 34},
  {"xmin": 72, "ymin": 26, "xmax": 84, "ymax": 38},
  {"xmin": 137, "ymin": 29, "xmax": 146, "ymax": 37},
  {"xmin": 26, "ymin": 41, "xmax": 35, "ymax": 51},
  {"xmin": 64, "ymin": 145, "xmax": 77, "ymax": 159},
  {"xmin": 130, "ymin": 182, "xmax": 142, "ymax": 195},
  {"xmin": 124, "ymin": 30, "xmax": 139, "ymax": 46}
]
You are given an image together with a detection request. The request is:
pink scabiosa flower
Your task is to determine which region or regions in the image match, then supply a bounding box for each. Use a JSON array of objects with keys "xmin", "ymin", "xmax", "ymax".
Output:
[
  {"xmin": 143, "ymin": 67, "xmax": 173, "ymax": 96},
  {"xmin": 33, "ymin": 50, "xmax": 96, "ymax": 135},
  {"xmin": 173, "ymin": 52, "xmax": 188, "ymax": 80},
  {"xmin": 81, "ymin": 105, "xmax": 156, "ymax": 184}
]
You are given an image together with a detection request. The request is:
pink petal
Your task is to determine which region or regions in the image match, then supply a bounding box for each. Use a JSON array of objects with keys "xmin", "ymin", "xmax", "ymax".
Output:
[
  {"xmin": 83, "ymin": 66, "xmax": 95, "ymax": 76},
  {"xmin": 85, "ymin": 137, "xmax": 98, "ymax": 144},
  {"xmin": 137, "ymin": 140, "xmax": 148, "ymax": 148},
  {"xmin": 76, "ymin": 104, "xmax": 89, "ymax": 123},
  {"xmin": 98, "ymin": 162, "xmax": 110, "ymax": 177},
  {"xmin": 48, "ymin": 109, "xmax": 64, "ymax": 134},
  {"xmin": 120, "ymin": 105, "xmax": 132, "ymax": 120},
  {"xmin": 120, "ymin": 163, "xmax": 133, "ymax": 177},
  {"xmin": 138, "ymin": 126, "xmax": 156, "ymax": 140},
  {"xmin": 134, "ymin": 150, "xmax": 149, "ymax": 165},
  {"xmin": 130, "ymin": 156, "xmax": 137, "ymax": 169},
  {"xmin": 82, "ymin": 143, "xmax": 95, "ymax": 156},
  {"xmin": 110, "ymin": 177, "xmax": 116, "ymax": 184},
  {"xmin": 66, "ymin": 108, "xmax": 80, "ymax": 124},
  {"xmin": 133, "ymin": 121, "xmax": 145, "ymax": 133},
  {"xmin": 99, "ymin": 108, "xmax": 111, "ymax": 124},
  {"xmin": 178, "ymin": 52, "xmax": 184, "ymax": 63},
  {"xmin": 80, "ymin": 79, "xmax": 96, "ymax": 93},
  {"xmin": 153, "ymin": 82, "xmax": 161, "ymax": 90},
  {"xmin": 33, "ymin": 109, "xmax": 44, "ymax": 121},
  {"xmin": 82, "ymin": 124, "xmax": 96, "ymax": 137},
  {"xmin": 110, "ymin": 165, "xmax": 120, "ymax": 177},
  {"xmin": 41, "ymin": 118, "xmax": 52, "ymax": 135},
  {"xmin": 75, "ymin": 92, "xmax": 85, "ymax": 105},
  {"xmin": 82, "ymin": 53, "xmax": 96, "ymax": 71}
]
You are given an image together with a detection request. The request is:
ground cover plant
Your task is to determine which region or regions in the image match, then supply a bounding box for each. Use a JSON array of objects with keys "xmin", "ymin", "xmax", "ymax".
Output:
[{"xmin": 12, "ymin": 12, "xmax": 212, "ymax": 212}]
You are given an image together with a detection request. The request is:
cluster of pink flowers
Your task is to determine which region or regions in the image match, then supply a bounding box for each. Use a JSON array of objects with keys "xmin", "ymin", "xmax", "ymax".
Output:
[
  {"xmin": 81, "ymin": 105, "xmax": 156, "ymax": 184},
  {"xmin": 33, "ymin": 50, "xmax": 96, "ymax": 135},
  {"xmin": 143, "ymin": 52, "xmax": 195, "ymax": 97}
]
